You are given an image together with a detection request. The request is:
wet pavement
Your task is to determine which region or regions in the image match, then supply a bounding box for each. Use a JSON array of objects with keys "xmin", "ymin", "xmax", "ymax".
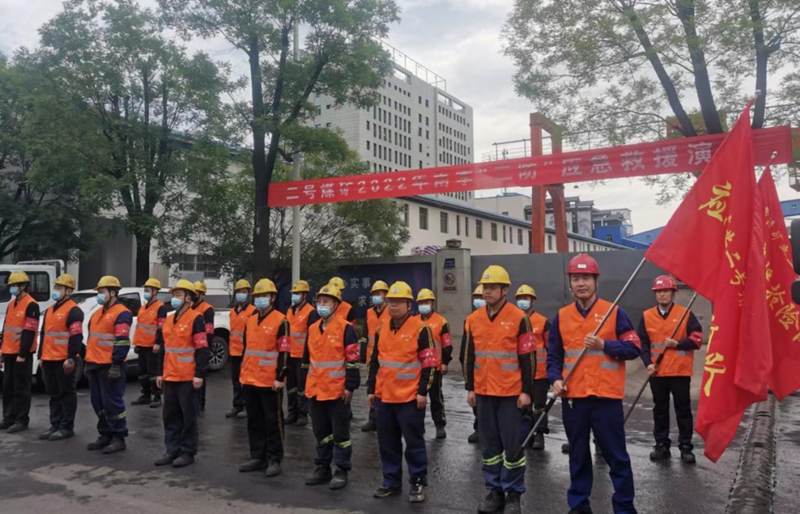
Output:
[{"xmin": 0, "ymin": 365, "xmax": 797, "ymax": 514}]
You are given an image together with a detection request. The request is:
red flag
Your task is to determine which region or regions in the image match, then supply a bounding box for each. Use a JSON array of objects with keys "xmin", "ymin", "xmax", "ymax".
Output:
[
  {"xmin": 759, "ymin": 166, "xmax": 800, "ymax": 399},
  {"xmin": 645, "ymin": 102, "xmax": 771, "ymax": 462}
]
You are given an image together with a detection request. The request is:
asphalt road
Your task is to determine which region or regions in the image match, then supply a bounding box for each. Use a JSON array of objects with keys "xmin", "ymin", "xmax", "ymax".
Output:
[{"xmin": 0, "ymin": 365, "xmax": 796, "ymax": 514}]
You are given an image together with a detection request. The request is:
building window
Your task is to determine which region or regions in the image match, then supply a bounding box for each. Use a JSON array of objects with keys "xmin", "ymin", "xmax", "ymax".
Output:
[
  {"xmin": 420, "ymin": 207, "xmax": 428, "ymax": 230},
  {"xmin": 316, "ymin": 106, "xmax": 321, "ymax": 115},
  {"xmin": 177, "ymin": 254, "xmax": 220, "ymax": 279},
  {"xmin": 465, "ymin": 217, "xmax": 470, "ymax": 237},
  {"xmin": 491, "ymin": 223, "xmax": 498, "ymax": 241},
  {"xmin": 367, "ymin": 141, "xmax": 370, "ymax": 150},
  {"xmin": 440, "ymin": 212, "xmax": 449, "ymax": 233},
  {"xmin": 606, "ymin": 235, "xmax": 613, "ymax": 242},
  {"xmin": 518, "ymin": 229, "xmax": 523, "ymax": 246},
  {"xmin": 402, "ymin": 204, "xmax": 409, "ymax": 226},
  {"xmin": 456, "ymin": 215, "xmax": 461, "ymax": 236},
  {"xmin": 572, "ymin": 240, "xmax": 576, "ymax": 251},
  {"xmin": 325, "ymin": 122, "xmax": 331, "ymax": 128},
  {"xmin": 476, "ymin": 219, "xmax": 483, "ymax": 239},
  {"xmin": 502, "ymin": 225, "xmax": 507, "ymax": 243},
  {"xmin": 548, "ymin": 235, "xmax": 553, "ymax": 251}
]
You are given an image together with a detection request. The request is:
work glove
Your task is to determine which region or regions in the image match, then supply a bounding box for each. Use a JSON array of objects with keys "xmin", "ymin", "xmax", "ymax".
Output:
[{"xmin": 108, "ymin": 364, "xmax": 121, "ymax": 381}]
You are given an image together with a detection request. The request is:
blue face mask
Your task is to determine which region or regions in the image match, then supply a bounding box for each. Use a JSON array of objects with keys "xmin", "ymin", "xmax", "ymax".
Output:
[
  {"xmin": 291, "ymin": 294, "xmax": 302, "ymax": 305},
  {"xmin": 143, "ymin": 292, "xmax": 152, "ymax": 302},
  {"xmin": 52, "ymin": 290, "xmax": 63, "ymax": 302},
  {"xmin": 517, "ymin": 300, "xmax": 531, "ymax": 311},
  {"xmin": 473, "ymin": 298, "xmax": 486, "ymax": 310},
  {"xmin": 235, "ymin": 292, "xmax": 248, "ymax": 304},
  {"xmin": 171, "ymin": 297, "xmax": 183, "ymax": 310},
  {"xmin": 419, "ymin": 304, "xmax": 432, "ymax": 315},
  {"xmin": 96, "ymin": 293, "xmax": 107, "ymax": 305},
  {"xmin": 254, "ymin": 297, "xmax": 270, "ymax": 311},
  {"xmin": 9, "ymin": 286, "xmax": 19, "ymax": 297},
  {"xmin": 317, "ymin": 305, "xmax": 332, "ymax": 318},
  {"xmin": 371, "ymin": 295, "xmax": 384, "ymax": 306}
]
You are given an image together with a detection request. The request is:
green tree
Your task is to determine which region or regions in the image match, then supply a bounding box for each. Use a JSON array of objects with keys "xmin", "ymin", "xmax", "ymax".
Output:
[
  {"xmin": 33, "ymin": 0, "xmax": 231, "ymax": 283},
  {"xmin": 159, "ymin": 0, "xmax": 400, "ymax": 278},
  {"xmin": 503, "ymin": 0, "xmax": 800, "ymax": 202}
]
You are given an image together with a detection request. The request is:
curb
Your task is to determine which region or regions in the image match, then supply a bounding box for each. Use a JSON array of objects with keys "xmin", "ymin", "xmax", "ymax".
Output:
[{"xmin": 726, "ymin": 395, "xmax": 777, "ymax": 514}]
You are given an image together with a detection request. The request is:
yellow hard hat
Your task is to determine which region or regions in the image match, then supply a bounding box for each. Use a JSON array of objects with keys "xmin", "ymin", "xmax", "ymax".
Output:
[
  {"xmin": 54, "ymin": 274, "xmax": 77, "ymax": 289},
  {"xmin": 234, "ymin": 279, "xmax": 251, "ymax": 291},
  {"xmin": 317, "ymin": 284, "xmax": 342, "ymax": 301},
  {"xmin": 416, "ymin": 288, "xmax": 436, "ymax": 302},
  {"xmin": 515, "ymin": 284, "xmax": 537, "ymax": 299},
  {"xmin": 253, "ymin": 279, "xmax": 278, "ymax": 295},
  {"xmin": 386, "ymin": 281, "xmax": 414, "ymax": 300},
  {"xmin": 95, "ymin": 276, "xmax": 122, "ymax": 290},
  {"xmin": 291, "ymin": 280, "xmax": 311, "ymax": 293},
  {"xmin": 142, "ymin": 278, "xmax": 162, "ymax": 290},
  {"xmin": 170, "ymin": 279, "xmax": 196, "ymax": 294},
  {"xmin": 328, "ymin": 277, "xmax": 346, "ymax": 290},
  {"xmin": 472, "ymin": 284, "xmax": 484, "ymax": 297},
  {"xmin": 370, "ymin": 280, "xmax": 389, "ymax": 293},
  {"xmin": 478, "ymin": 265, "xmax": 511, "ymax": 286},
  {"xmin": 193, "ymin": 281, "xmax": 207, "ymax": 294},
  {"xmin": 7, "ymin": 271, "xmax": 30, "ymax": 286}
]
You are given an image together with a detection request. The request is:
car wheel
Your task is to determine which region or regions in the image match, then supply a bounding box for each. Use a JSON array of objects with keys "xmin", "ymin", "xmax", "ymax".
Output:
[{"xmin": 208, "ymin": 335, "xmax": 229, "ymax": 372}]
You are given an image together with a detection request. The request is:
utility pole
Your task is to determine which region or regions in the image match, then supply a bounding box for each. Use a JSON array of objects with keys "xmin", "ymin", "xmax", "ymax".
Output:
[{"xmin": 291, "ymin": 22, "xmax": 302, "ymax": 284}]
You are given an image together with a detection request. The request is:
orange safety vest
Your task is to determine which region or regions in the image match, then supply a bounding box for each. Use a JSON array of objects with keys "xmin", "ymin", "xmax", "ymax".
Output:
[
  {"xmin": 162, "ymin": 309, "xmax": 203, "ymax": 382},
  {"xmin": 305, "ymin": 316, "xmax": 349, "ymax": 401},
  {"xmin": 470, "ymin": 303, "xmax": 526, "ymax": 397},
  {"xmin": 193, "ymin": 301, "xmax": 214, "ymax": 336},
  {"xmin": 366, "ymin": 306, "xmax": 389, "ymax": 364},
  {"xmin": 134, "ymin": 300, "xmax": 164, "ymax": 348},
  {"xmin": 559, "ymin": 299, "xmax": 625, "ymax": 400},
  {"xmin": 229, "ymin": 303, "xmax": 256, "ymax": 357},
  {"xmin": 643, "ymin": 304, "xmax": 693, "ymax": 377},
  {"xmin": 419, "ymin": 312, "xmax": 447, "ymax": 370},
  {"xmin": 287, "ymin": 302, "xmax": 315, "ymax": 359},
  {"xmin": 1, "ymin": 294, "xmax": 38, "ymax": 355},
  {"xmin": 528, "ymin": 311, "xmax": 549, "ymax": 380},
  {"xmin": 375, "ymin": 316, "xmax": 426, "ymax": 403},
  {"xmin": 41, "ymin": 299, "xmax": 79, "ymax": 361},
  {"xmin": 240, "ymin": 309, "xmax": 286, "ymax": 388},
  {"xmin": 86, "ymin": 303, "xmax": 130, "ymax": 365},
  {"xmin": 338, "ymin": 301, "xmax": 353, "ymax": 322}
]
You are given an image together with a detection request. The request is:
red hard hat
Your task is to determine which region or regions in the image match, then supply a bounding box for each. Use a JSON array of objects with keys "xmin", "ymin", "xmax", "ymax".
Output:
[
  {"xmin": 567, "ymin": 254, "xmax": 600, "ymax": 276},
  {"xmin": 652, "ymin": 275, "xmax": 678, "ymax": 291}
]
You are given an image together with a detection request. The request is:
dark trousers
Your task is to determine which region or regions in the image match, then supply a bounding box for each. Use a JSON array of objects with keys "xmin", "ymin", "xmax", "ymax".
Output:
[
  {"xmin": 195, "ymin": 382, "xmax": 206, "ymax": 411},
  {"xmin": 562, "ymin": 397, "xmax": 636, "ymax": 514},
  {"xmin": 136, "ymin": 347, "xmax": 161, "ymax": 399},
  {"xmin": 286, "ymin": 357, "xmax": 308, "ymax": 418},
  {"xmin": 477, "ymin": 394, "xmax": 526, "ymax": 494},
  {"xmin": 530, "ymin": 378, "xmax": 550, "ymax": 434},
  {"xmin": 87, "ymin": 364, "xmax": 128, "ymax": 437},
  {"xmin": 163, "ymin": 381, "xmax": 199, "ymax": 456},
  {"xmin": 375, "ymin": 397, "xmax": 427, "ymax": 489},
  {"xmin": 310, "ymin": 397, "xmax": 352, "ymax": 471},
  {"xmin": 2, "ymin": 354, "xmax": 33, "ymax": 426},
  {"xmin": 42, "ymin": 360, "xmax": 78, "ymax": 431},
  {"xmin": 428, "ymin": 370, "xmax": 446, "ymax": 427},
  {"xmin": 244, "ymin": 385, "xmax": 283, "ymax": 463},
  {"xmin": 473, "ymin": 406, "xmax": 478, "ymax": 430},
  {"xmin": 650, "ymin": 376, "xmax": 693, "ymax": 450},
  {"xmin": 230, "ymin": 356, "xmax": 245, "ymax": 409}
]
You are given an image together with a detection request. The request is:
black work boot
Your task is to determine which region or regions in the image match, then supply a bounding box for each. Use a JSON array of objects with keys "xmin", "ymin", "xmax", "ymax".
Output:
[
  {"xmin": 102, "ymin": 436, "xmax": 126, "ymax": 454},
  {"xmin": 155, "ymin": 452, "xmax": 179, "ymax": 466},
  {"xmin": 149, "ymin": 396, "xmax": 162, "ymax": 409},
  {"xmin": 435, "ymin": 426, "xmax": 447, "ymax": 439},
  {"xmin": 0, "ymin": 420, "xmax": 13, "ymax": 430},
  {"xmin": 468, "ymin": 430, "xmax": 480, "ymax": 444},
  {"xmin": 239, "ymin": 459, "xmax": 268, "ymax": 472},
  {"xmin": 39, "ymin": 427, "xmax": 58, "ymax": 440},
  {"xmin": 87, "ymin": 434, "xmax": 112, "ymax": 451},
  {"xmin": 49, "ymin": 429, "xmax": 74, "ymax": 441},
  {"xmin": 265, "ymin": 460, "xmax": 282, "ymax": 477},
  {"xmin": 172, "ymin": 453, "xmax": 195, "ymax": 467},
  {"xmin": 225, "ymin": 407, "xmax": 243, "ymax": 419},
  {"xmin": 505, "ymin": 491, "xmax": 522, "ymax": 514},
  {"xmin": 408, "ymin": 482, "xmax": 425, "ymax": 503},
  {"xmin": 296, "ymin": 415, "xmax": 308, "ymax": 427},
  {"xmin": 374, "ymin": 485, "xmax": 401, "ymax": 498},
  {"xmin": 305, "ymin": 465, "xmax": 332, "ymax": 485},
  {"xmin": 285, "ymin": 414, "xmax": 298, "ymax": 425},
  {"xmin": 650, "ymin": 444, "xmax": 671, "ymax": 461},
  {"xmin": 361, "ymin": 419, "xmax": 376, "ymax": 432},
  {"xmin": 329, "ymin": 469, "xmax": 348, "ymax": 490},
  {"xmin": 131, "ymin": 394, "xmax": 151, "ymax": 406},
  {"xmin": 6, "ymin": 423, "xmax": 27, "ymax": 434},
  {"xmin": 478, "ymin": 489, "xmax": 505, "ymax": 513},
  {"xmin": 562, "ymin": 442, "xmax": 570, "ymax": 453},
  {"xmin": 680, "ymin": 447, "xmax": 697, "ymax": 464},
  {"xmin": 532, "ymin": 432, "xmax": 545, "ymax": 451}
]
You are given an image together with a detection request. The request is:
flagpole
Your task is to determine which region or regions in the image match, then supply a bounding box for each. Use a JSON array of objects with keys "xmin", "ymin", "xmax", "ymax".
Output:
[
  {"xmin": 518, "ymin": 257, "xmax": 648, "ymax": 451},
  {"xmin": 623, "ymin": 291, "xmax": 699, "ymax": 424}
]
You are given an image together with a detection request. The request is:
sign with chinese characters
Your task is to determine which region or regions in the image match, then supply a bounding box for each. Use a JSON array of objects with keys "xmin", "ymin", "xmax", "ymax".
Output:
[
  {"xmin": 335, "ymin": 262, "xmax": 433, "ymax": 319},
  {"xmin": 443, "ymin": 271, "xmax": 457, "ymax": 292},
  {"xmin": 268, "ymin": 126, "xmax": 792, "ymax": 207}
]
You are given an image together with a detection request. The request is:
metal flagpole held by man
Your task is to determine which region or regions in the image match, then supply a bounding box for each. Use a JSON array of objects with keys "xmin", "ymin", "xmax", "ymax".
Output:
[{"xmin": 291, "ymin": 21, "xmax": 302, "ymax": 284}]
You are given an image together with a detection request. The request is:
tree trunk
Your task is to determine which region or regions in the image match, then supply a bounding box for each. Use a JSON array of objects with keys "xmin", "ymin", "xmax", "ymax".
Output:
[
  {"xmin": 250, "ymin": 38, "xmax": 271, "ymax": 279},
  {"xmin": 135, "ymin": 231, "xmax": 151, "ymax": 287},
  {"xmin": 749, "ymin": 0, "xmax": 769, "ymax": 129}
]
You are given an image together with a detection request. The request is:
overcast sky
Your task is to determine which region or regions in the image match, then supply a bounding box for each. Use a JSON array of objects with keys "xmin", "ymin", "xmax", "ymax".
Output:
[{"xmin": 2, "ymin": 0, "xmax": 798, "ymax": 233}]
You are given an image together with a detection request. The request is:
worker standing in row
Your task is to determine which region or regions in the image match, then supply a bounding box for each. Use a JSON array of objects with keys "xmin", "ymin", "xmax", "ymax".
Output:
[
  {"xmin": 226, "ymin": 279, "xmax": 256, "ymax": 419},
  {"xmin": 548, "ymin": 254, "xmax": 640, "ymax": 514},
  {"xmin": 37, "ymin": 274, "xmax": 84, "ymax": 441},
  {"xmin": 155, "ymin": 280, "xmax": 210, "ymax": 467},
  {"xmin": 638, "ymin": 275, "xmax": 703, "ymax": 464},
  {"xmin": 415, "ymin": 288, "xmax": 452, "ymax": 440},
  {"xmin": 368, "ymin": 281, "xmax": 436, "ymax": 503},
  {"xmin": 85, "ymin": 276, "xmax": 132, "ymax": 454},
  {"xmin": 303, "ymin": 284, "xmax": 360, "ymax": 490},
  {"xmin": 464, "ymin": 266, "xmax": 533, "ymax": 514},
  {"xmin": 286, "ymin": 280, "xmax": 319, "ymax": 427},
  {"xmin": 361, "ymin": 280, "xmax": 389, "ymax": 432},
  {"xmin": 132, "ymin": 278, "xmax": 168, "ymax": 409},
  {"xmin": 460, "ymin": 284, "xmax": 484, "ymax": 444},
  {"xmin": 238, "ymin": 279, "xmax": 291, "ymax": 477},
  {"xmin": 192, "ymin": 281, "xmax": 214, "ymax": 413},
  {"xmin": 327, "ymin": 277, "xmax": 356, "ymax": 326},
  {"xmin": 515, "ymin": 285, "xmax": 551, "ymax": 451}
]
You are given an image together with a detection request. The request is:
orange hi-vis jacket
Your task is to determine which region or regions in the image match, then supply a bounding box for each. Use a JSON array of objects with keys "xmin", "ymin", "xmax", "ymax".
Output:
[
  {"xmin": 338, "ymin": 301, "xmax": 354, "ymax": 324},
  {"xmin": 134, "ymin": 300, "xmax": 164, "ymax": 348},
  {"xmin": 559, "ymin": 298, "xmax": 626, "ymax": 399},
  {"xmin": 240, "ymin": 309, "xmax": 289, "ymax": 388},
  {"xmin": 470, "ymin": 304, "xmax": 529, "ymax": 397},
  {"xmin": 419, "ymin": 312, "xmax": 450, "ymax": 370},
  {"xmin": 162, "ymin": 310, "xmax": 205, "ymax": 382},
  {"xmin": 287, "ymin": 302, "xmax": 315, "ymax": 359},
  {"xmin": 229, "ymin": 304, "xmax": 256, "ymax": 357},
  {"xmin": 41, "ymin": 299, "xmax": 80, "ymax": 361},
  {"xmin": 375, "ymin": 316, "xmax": 436, "ymax": 403},
  {"xmin": 1, "ymin": 294, "xmax": 38, "ymax": 355},
  {"xmin": 193, "ymin": 300, "xmax": 214, "ymax": 338},
  {"xmin": 643, "ymin": 304, "xmax": 695, "ymax": 377},
  {"xmin": 528, "ymin": 311, "xmax": 549, "ymax": 380},
  {"xmin": 366, "ymin": 305, "xmax": 390, "ymax": 364},
  {"xmin": 86, "ymin": 303, "xmax": 130, "ymax": 365},
  {"xmin": 305, "ymin": 316, "xmax": 354, "ymax": 401}
]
